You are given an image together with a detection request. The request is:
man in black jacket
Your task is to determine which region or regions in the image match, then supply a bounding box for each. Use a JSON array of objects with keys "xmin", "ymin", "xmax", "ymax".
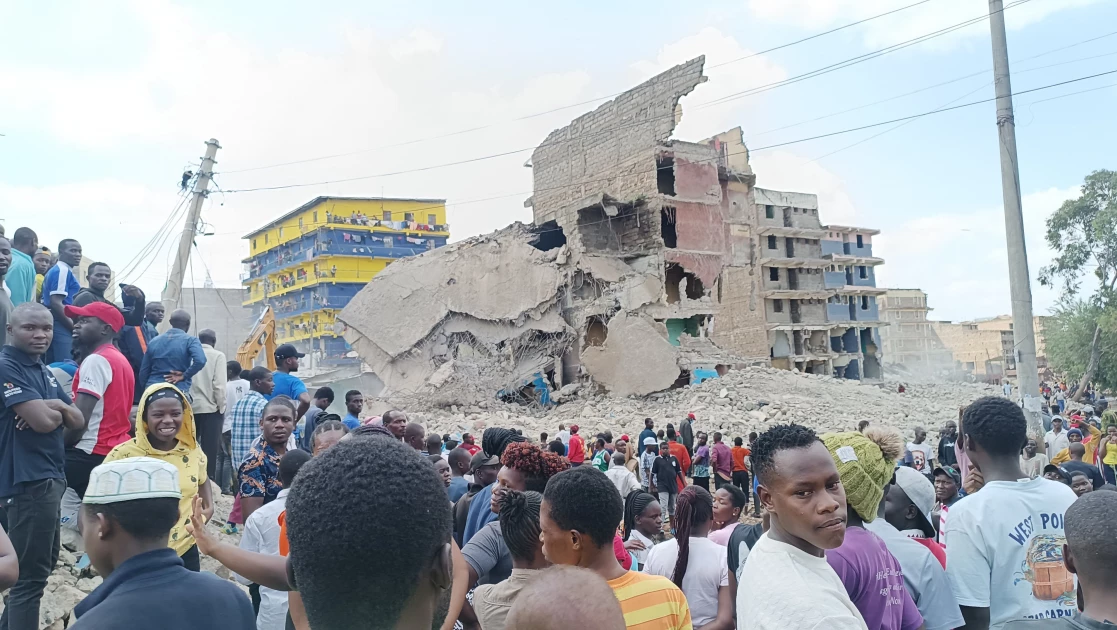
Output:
[
  {"xmin": 679, "ymin": 413, "xmax": 695, "ymax": 458},
  {"xmin": 936, "ymin": 420, "xmax": 958, "ymax": 467},
  {"xmin": 72, "ymin": 262, "xmax": 146, "ymax": 327}
]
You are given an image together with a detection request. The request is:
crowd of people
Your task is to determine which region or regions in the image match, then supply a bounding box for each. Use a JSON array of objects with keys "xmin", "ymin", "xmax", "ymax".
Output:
[{"xmin": 0, "ymin": 238, "xmax": 1114, "ymax": 630}]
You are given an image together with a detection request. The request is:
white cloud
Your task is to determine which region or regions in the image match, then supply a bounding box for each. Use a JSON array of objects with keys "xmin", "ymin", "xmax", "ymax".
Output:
[
  {"xmin": 873, "ymin": 186, "xmax": 1081, "ymax": 321},
  {"xmin": 631, "ymin": 27, "xmax": 787, "ymax": 140},
  {"xmin": 388, "ymin": 29, "xmax": 443, "ymax": 59},
  {"xmin": 0, "ymin": 0, "xmax": 607, "ymax": 296},
  {"xmin": 746, "ymin": 0, "xmax": 1102, "ymax": 50}
]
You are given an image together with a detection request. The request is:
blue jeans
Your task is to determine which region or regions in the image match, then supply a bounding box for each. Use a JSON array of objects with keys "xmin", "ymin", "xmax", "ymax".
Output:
[{"xmin": 45, "ymin": 320, "xmax": 73, "ymax": 364}]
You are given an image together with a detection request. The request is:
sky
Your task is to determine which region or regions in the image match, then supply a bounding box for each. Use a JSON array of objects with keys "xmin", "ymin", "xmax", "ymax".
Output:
[{"xmin": 1, "ymin": 0, "xmax": 1114, "ymax": 322}]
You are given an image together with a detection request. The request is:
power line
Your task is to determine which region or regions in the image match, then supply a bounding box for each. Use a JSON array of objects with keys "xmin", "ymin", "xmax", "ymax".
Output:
[
  {"xmin": 751, "ymin": 44, "xmax": 1117, "ymax": 139},
  {"xmin": 216, "ymin": 66, "xmax": 1116, "ymax": 262},
  {"xmin": 218, "ymin": 0, "xmax": 937, "ymax": 176},
  {"xmin": 747, "ymin": 68, "xmax": 1117, "ymax": 152},
  {"xmin": 221, "ymin": 64, "xmax": 1112, "ymax": 198},
  {"xmin": 118, "ymin": 189, "xmax": 194, "ymax": 282},
  {"xmin": 219, "ymin": 0, "xmax": 1038, "ymax": 194},
  {"xmin": 699, "ymin": 0, "xmax": 1035, "ymax": 109}
]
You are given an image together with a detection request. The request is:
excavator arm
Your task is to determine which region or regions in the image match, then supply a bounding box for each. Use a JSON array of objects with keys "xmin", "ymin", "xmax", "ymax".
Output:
[{"xmin": 237, "ymin": 306, "xmax": 277, "ymax": 371}]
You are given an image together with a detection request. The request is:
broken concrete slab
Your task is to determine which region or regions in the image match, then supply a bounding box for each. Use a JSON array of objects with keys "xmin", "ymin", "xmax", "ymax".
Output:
[{"xmin": 580, "ymin": 312, "xmax": 680, "ymax": 396}]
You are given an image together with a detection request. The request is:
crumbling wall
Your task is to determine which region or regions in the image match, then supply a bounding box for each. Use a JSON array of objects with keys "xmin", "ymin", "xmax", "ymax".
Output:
[
  {"xmin": 529, "ymin": 57, "xmax": 707, "ymax": 229},
  {"xmin": 711, "ymin": 266, "xmax": 770, "ymax": 359}
]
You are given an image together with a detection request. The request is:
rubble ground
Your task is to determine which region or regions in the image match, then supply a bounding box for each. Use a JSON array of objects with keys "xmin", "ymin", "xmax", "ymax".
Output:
[{"xmin": 403, "ymin": 366, "xmax": 999, "ymax": 443}]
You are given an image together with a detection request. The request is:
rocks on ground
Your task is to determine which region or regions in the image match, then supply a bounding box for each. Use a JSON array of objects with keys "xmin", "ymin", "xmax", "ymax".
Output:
[{"xmin": 397, "ymin": 366, "xmax": 999, "ymax": 445}]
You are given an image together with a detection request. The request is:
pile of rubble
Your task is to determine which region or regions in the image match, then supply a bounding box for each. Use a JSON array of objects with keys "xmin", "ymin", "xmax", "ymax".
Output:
[{"xmin": 407, "ymin": 367, "xmax": 999, "ymax": 443}]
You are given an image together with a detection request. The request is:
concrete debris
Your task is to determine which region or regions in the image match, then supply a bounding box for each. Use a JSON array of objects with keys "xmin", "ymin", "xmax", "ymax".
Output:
[
  {"xmin": 401, "ymin": 367, "xmax": 999, "ymax": 452},
  {"xmin": 580, "ymin": 312, "xmax": 681, "ymax": 396}
]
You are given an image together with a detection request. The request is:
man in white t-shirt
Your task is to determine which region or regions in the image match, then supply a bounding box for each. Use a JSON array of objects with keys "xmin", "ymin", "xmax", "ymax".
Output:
[
  {"xmin": 737, "ymin": 423, "xmax": 868, "ymax": 630},
  {"xmin": 219, "ymin": 361, "xmax": 250, "ymax": 495},
  {"xmin": 556, "ymin": 423, "xmax": 571, "ymax": 452},
  {"xmin": 947, "ymin": 396, "xmax": 1078, "ymax": 630},
  {"xmin": 1044, "ymin": 416, "xmax": 1069, "ymax": 461},
  {"xmin": 906, "ymin": 426, "xmax": 934, "ymax": 475}
]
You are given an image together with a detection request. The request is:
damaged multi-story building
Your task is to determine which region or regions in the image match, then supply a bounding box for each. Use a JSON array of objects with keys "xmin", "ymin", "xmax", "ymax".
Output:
[{"xmin": 336, "ymin": 55, "xmax": 886, "ymax": 402}]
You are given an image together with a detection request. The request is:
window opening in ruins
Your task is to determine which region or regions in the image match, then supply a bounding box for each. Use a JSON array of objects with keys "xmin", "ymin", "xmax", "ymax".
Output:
[
  {"xmin": 584, "ymin": 316, "xmax": 608, "ymax": 347},
  {"xmin": 661, "ymin": 208, "xmax": 678, "ymax": 249},
  {"xmin": 773, "ymin": 299, "xmax": 783, "ymax": 313},
  {"xmin": 657, "ymin": 156, "xmax": 676, "ymax": 196},
  {"xmin": 768, "ymin": 267, "xmax": 779, "ymax": 282},
  {"xmin": 671, "ymin": 370, "xmax": 691, "ymax": 389},
  {"xmin": 765, "ymin": 205, "xmax": 774, "ymax": 219},
  {"xmin": 861, "ymin": 296, "xmax": 870, "ymax": 310},
  {"xmin": 767, "ymin": 235, "xmax": 777, "ymax": 249},
  {"xmin": 664, "ymin": 263, "xmax": 705, "ymax": 303},
  {"xmin": 576, "ymin": 202, "xmax": 654, "ymax": 253},
  {"xmin": 530, "ymin": 221, "xmax": 567, "ymax": 252},
  {"xmin": 856, "ymin": 234, "xmax": 864, "ymax": 248},
  {"xmin": 858, "ymin": 265, "xmax": 867, "ymax": 279}
]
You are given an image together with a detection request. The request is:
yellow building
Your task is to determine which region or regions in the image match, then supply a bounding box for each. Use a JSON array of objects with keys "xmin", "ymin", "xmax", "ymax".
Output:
[{"xmin": 242, "ymin": 196, "xmax": 448, "ymax": 365}]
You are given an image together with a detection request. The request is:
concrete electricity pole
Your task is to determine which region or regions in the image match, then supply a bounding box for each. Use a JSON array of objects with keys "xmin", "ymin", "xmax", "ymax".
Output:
[
  {"xmin": 160, "ymin": 138, "xmax": 221, "ymax": 331},
  {"xmin": 988, "ymin": 1, "xmax": 1041, "ymax": 429}
]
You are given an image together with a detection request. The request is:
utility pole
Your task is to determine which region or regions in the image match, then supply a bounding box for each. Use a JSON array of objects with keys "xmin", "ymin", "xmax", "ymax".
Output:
[
  {"xmin": 160, "ymin": 138, "xmax": 221, "ymax": 331},
  {"xmin": 988, "ymin": 1, "xmax": 1041, "ymax": 431}
]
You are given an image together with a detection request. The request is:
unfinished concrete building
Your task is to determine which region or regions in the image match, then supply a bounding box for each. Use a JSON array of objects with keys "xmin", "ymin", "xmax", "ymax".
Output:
[{"xmin": 336, "ymin": 56, "xmax": 886, "ymax": 403}]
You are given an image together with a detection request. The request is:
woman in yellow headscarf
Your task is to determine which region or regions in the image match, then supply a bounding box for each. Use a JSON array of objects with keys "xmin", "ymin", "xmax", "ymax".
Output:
[{"xmin": 104, "ymin": 383, "xmax": 213, "ymax": 570}]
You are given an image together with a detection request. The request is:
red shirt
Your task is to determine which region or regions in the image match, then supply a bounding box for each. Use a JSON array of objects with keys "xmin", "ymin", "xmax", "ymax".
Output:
[
  {"xmin": 568, "ymin": 434, "xmax": 585, "ymax": 463},
  {"xmin": 668, "ymin": 442, "xmax": 691, "ymax": 477},
  {"xmin": 461, "ymin": 443, "xmax": 482, "ymax": 456},
  {"xmin": 911, "ymin": 536, "xmax": 947, "ymax": 569},
  {"xmin": 72, "ymin": 343, "xmax": 136, "ymax": 456}
]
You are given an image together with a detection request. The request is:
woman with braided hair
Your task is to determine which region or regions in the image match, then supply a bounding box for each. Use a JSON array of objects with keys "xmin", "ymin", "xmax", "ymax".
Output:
[
  {"xmin": 644, "ymin": 485, "xmax": 733, "ymax": 630},
  {"xmin": 456, "ymin": 442, "xmax": 566, "ymax": 627},
  {"xmin": 621, "ymin": 490, "xmax": 662, "ymax": 569},
  {"xmin": 473, "ymin": 490, "xmax": 548, "ymax": 630}
]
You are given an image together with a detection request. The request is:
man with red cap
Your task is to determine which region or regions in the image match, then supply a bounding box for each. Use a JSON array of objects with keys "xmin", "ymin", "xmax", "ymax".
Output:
[
  {"xmin": 63, "ymin": 302, "xmax": 136, "ymax": 498},
  {"xmin": 680, "ymin": 413, "xmax": 695, "ymax": 458}
]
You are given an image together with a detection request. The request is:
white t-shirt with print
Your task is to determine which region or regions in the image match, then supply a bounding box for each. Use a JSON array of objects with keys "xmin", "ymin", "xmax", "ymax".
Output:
[
  {"xmin": 644, "ymin": 536, "xmax": 728, "ymax": 627},
  {"xmin": 945, "ymin": 476, "xmax": 1077, "ymax": 629},
  {"xmin": 737, "ymin": 532, "xmax": 868, "ymax": 630},
  {"xmin": 907, "ymin": 442, "xmax": 934, "ymax": 473}
]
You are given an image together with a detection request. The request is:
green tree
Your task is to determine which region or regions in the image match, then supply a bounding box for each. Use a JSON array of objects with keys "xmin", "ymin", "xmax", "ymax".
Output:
[
  {"xmin": 1044, "ymin": 299, "xmax": 1117, "ymax": 392},
  {"xmin": 1039, "ymin": 169, "xmax": 1117, "ymax": 400}
]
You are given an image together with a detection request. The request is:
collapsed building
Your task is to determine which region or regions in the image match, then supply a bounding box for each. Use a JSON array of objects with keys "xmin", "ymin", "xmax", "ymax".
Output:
[{"xmin": 336, "ymin": 56, "xmax": 885, "ymax": 403}]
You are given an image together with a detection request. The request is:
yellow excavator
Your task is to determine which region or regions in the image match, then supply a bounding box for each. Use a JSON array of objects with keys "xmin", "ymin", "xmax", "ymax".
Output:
[{"xmin": 237, "ymin": 306, "xmax": 277, "ymax": 370}]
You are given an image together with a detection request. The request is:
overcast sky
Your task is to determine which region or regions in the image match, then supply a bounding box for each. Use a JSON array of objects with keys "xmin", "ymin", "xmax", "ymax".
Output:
[{"xmin": 1, "ymin": 0, "xmax": 1113, "ymax": 322}]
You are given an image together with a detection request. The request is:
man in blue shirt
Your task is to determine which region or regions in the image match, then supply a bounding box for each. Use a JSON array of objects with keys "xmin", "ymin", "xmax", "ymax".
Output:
[
  {"xmin": 41, "ymin": 238, "xmax": 83, "ymax": 364},
  {"xmin": 138, "ymin": 309, "xmax": 206, "ymax": 397},
  {"xmin": 341, "ymin": 390, "xmax": 363, "ymax": 430},
  {"xmin": 7, "ymin": 228, "xmax": 38, "ymax": 306},
  {"xmin": 0, "ymin": 303, "xmax": 86, "ymax": 630},
  {"xmin": 270, "ymin": 344, "xmax": 309, "ymax": 421}
]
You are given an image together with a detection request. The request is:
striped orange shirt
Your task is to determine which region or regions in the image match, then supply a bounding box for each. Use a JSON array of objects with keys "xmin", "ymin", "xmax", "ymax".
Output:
[{"xmin": 607, "ymin": 571, "xmax": 693, "ymax": 630}]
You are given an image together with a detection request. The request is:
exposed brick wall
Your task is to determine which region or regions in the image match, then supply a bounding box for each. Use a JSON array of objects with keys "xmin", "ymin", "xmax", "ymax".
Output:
[
  {"xmin": 713, "ymin": 265, "xmax": 770, "ymax": 358},
  {"xmin": 529, "ymin": 57, "xmax": 706, "ymax": 226}
]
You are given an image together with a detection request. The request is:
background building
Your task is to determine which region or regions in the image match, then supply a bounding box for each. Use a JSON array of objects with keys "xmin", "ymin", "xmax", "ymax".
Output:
[
  {"xmin": 757, "ymin": 192, "xmax": 886, "ymax": 379},
  {"xmin": 243, "ymin": 197, "xmax": 449, "ymax": 366},
  {"xmin": 878, "ymin": 289, "xmax": 953, "ymax": 373}
]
